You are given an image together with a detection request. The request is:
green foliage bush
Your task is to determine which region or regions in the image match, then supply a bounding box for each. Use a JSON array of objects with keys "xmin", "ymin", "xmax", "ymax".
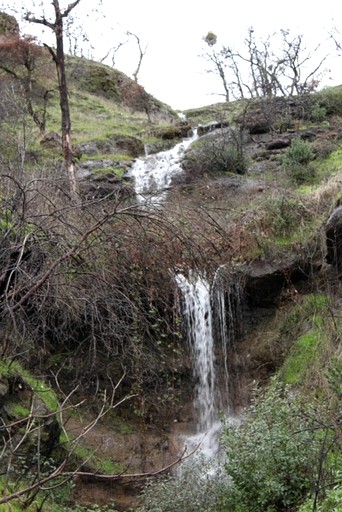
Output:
[
  {"xmin": 222, "ymin": 382, "xmax": 326, "ymax": 512},
  {"xmin": 282, "ymin": 138, "xmax": 315, "ymax": 184},
  {"xmin": 315, "ymin": 87, "xmax": 342, "ymax": 117},
  {"xmin": 263, "ymin": 196, "xmax": 307, "ymax": 238},
  {"xmin": 310, "ymin": 105, "xmax": 328, "ymax": 123},
  {"xmin": 185, "ymin": 132, "xmax": 248, "ymax": 176},
  {"xmin": 282, "ymin": 138, "xmax": 314, "ymax": 168},
  {"xmin": 137, "ymin": 459, "xmax": 229, "ymax": 512}
]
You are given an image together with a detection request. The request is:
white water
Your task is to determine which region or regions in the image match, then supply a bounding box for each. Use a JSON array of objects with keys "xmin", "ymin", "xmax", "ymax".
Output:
[
  {"xmin": 175, "ymin": 272, "xmax": 219, "ymax": 456},
  {"xmin": 130, "ymin": 130, "xmax": 198, "ymax": 203}
]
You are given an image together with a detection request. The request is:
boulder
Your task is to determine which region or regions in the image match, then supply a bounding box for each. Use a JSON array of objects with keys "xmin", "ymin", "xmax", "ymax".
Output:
[
  {"xmin": 147, "ymin": 121, "xmax": 192, "ymax": 141},
  {"xmin": 239, "ymin": 256, "xmax": 311, "ymax": 307},
  {"xmin": 197, "ymin": 120, "xmax": 230, "ymax": 136},
  {"xmin": 40, "ymin": 131, "xmax": 62, "ymax": 149},
  {"xmin": 0, "ymin": 373, "xmax": 61, "ymax": 457},
  {"xmin": 265, "ymin": 138, "xmax": 291, "ymax": 150},
  {"xmin": 79, "ymin": 135, "xmax": 144, "ymax": 158}
]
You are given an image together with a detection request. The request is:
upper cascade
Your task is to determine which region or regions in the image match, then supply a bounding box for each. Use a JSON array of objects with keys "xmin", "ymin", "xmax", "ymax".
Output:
[{"xmin": 130, "ymin": 130, "xmax": 198, "ymax": 203}]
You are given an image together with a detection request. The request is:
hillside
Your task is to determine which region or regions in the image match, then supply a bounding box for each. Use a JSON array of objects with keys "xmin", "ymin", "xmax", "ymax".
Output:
[{"xmin": 0, "ymin": 27, "xmax": 342, "ymax": 512}]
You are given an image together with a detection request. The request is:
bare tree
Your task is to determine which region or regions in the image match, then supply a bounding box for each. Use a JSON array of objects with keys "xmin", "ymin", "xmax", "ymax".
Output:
[
  {"xmin": 204, "ymin": 28, "xmax": 328, "ymax": 101},
  {"xmin": 202, "ymin": 32, "xmax": 230, "ymax": 102},
  {"xmin": 99, "ymin": 39, "xmax": 127, "ymax": 67},
  {"xmin": 280, "ymin": 29, "xmax": 328, "ymax": 95},
  {"xmin": 330, "ymin": 26, "xmax": 342, "ymax": 53},
  {"xmin": 24, "ymin": 1, "xmax": 82, "ymax": 202},
  {"xmin": 127, "ymin": 30, "xmax": 147, "ymax": 83}
]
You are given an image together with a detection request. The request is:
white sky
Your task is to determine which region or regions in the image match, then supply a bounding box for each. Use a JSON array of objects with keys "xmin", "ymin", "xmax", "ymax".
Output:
[{"xmin": 4, "ymin": 0, "xmax": 342, "ymax": 110}]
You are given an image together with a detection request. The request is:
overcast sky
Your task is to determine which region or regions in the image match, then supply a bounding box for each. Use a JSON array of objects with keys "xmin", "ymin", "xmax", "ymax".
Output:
[{"xmin": 4, "ymin": 0, "xmax": 342, "ymax": 110}]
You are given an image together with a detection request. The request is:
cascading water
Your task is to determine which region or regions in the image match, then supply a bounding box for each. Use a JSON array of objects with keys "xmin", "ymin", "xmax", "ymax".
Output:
[
  {"xmin": 175, "ymin": 272, "xmax": 221, "ymax": 457},
  {"xmin": 130, "ymin": 130, "xmax": 198, "ymax": 203},
  {"xmin": 175, "ymin": 272, "xmax": 215, "ymax": 431},
  {"xmin": 175, "ymin": 269, "xmax": 243, "ymax": 459}
]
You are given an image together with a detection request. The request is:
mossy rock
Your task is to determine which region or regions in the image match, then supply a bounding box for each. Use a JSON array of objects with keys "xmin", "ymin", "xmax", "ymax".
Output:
[
  {"xmin": 79, "ymin": 134, "xmax": 144, "ymax": 157},
  {"xmin": 148, "ymin": 121, "xmax": 192, "ymax": 140},
  {"xmin": 0, "ymin": 362, "xmax": 61, "ymax": 456}
]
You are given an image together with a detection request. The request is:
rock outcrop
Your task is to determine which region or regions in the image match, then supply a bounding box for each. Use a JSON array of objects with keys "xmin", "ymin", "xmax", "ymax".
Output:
[{"xmin": 238, "ymin": 256, "xmax": 313, "ymax": 307}]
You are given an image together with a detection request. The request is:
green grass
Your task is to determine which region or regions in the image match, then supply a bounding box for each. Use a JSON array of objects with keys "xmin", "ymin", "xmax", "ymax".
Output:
[
  {"xmin": 0, "ymin": 359, "xmax": 59, "ymax": 412},
  {"xmin": 325, "ymin": 148, "xmax": 342, "ymax": 167},
  {"xmin": 279, "ymin": 294, "xmax": 334, "ymax": 387},
  {"xmin": 81, "ymin": 153, "xmax": 133, "ymax": 162},
  {"xmin": 63, "ymin": 439, "xmax": 124, "ymax": 475},
  {"xmin": 0, "ymin": 480, "xmax": 33, "ymax": 511},
  {"xmin": 281, "ymin": 331, "xmax": 321, "ymax": 385},
  {"xmin": 45, "ymin": 91, "xmax": 151, "ymax": 143}
]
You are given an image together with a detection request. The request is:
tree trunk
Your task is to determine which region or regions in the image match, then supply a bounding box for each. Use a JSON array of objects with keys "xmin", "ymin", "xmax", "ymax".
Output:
[{"xmin": 54, "ymin": 5, "xmax": 80, "ymax": 202}]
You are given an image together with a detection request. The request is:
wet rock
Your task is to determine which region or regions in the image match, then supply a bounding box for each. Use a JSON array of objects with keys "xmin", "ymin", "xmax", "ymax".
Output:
[
  {"xmin": 239, "ymin": 256, "xmax": 312, "ymax": 306},
  {"xmin": 300, "ymin": 130, "xmax": 317, "ymax": 141},
  {"xmin": 197, "ymin": 120, "xmax": 230, "ymax": 136},
  {"xmin": 80, "ymin": 175, "xmax": 133, "ymax": 200},
  {"xmin": 147, "ymin": 121, "xmax": 193, "ymax": 141},
  {"xmin": 145, "ymin": 140, "xmax": 176, "ymax": 155}
]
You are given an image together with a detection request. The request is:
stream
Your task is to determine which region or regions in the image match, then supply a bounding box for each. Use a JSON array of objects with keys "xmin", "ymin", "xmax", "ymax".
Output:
[{"xmin": 130, "ymin": 129, "xmax": 198, "ymax": 204}]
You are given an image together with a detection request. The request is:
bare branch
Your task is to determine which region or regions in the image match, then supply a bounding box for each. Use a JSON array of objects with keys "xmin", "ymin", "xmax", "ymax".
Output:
[{"xmin": 127, "ymin": 30, "xmax": 148, "ymax": 83}]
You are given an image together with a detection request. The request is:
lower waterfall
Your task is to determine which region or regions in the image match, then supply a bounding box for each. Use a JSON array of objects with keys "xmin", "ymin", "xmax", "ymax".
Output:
[
  {"xmin": 175, "ymin": 272, "xmax": 220, "ymax": 457},
  {"xmin": 175, "ymin": 269, "xmax": 242, "ymax": 458},
  {"xmin": 175, "ymin": 272, "xmax": 216, "ymax": 432}
]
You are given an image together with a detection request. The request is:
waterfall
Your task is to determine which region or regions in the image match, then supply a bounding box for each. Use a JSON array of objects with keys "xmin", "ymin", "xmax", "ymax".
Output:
[
  {"xmin": 130, "ymin": 130, "xmax": 197, "ymax": 203},
  {"xmin": 175, "ymin": 268, "xmax": 243, "ymax": 458},
  {"xmin": 175, "ymin": 272, "xmax": 216, "ymax": 432}
]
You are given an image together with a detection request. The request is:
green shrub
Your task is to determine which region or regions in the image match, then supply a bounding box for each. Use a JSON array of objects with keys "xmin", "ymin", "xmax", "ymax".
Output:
[
  {"xmin": 184, "ymin": 132, "xmax": 248, "ymax": 176},
  {"xmin": 310, "ymin": 105, "xmax": 328, "ymax": 123},
  {"xmin": 282, "ymin": 138, "xmax": 314, "ymax": 168},
  {"xmin": 137, "ymin": 458, "xmax": 229, "ymax": 512},
  {"xmin": 282, "ymin": 138, "xmax": 315, "ymax": 184},
  {"xmin": 263, "ymin": 196, "xmax": 306, "ymax": 237},
  {"xmin": 222, "ymin": 382, "xmax": 325, "ymax": 512},
  {"xmin": 315, "ymin": 87, "xmax": 342, "ymax": 116},
  {"xmin": 290, "ymin": 163, "xmax": 316, "ymax": 185}
]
